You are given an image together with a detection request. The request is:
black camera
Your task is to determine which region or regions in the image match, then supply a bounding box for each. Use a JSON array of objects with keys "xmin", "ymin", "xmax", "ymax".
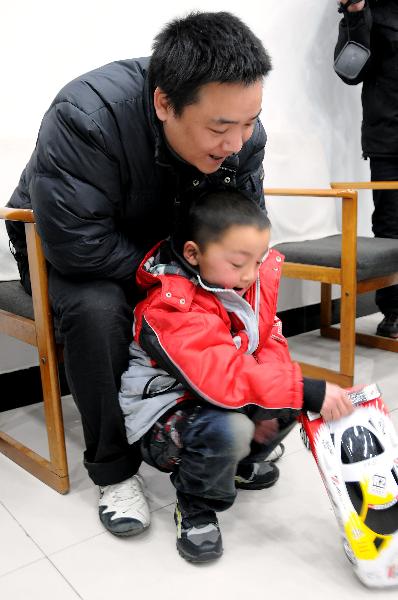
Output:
[{"xmin": 334, "ymin": 41, "xmax": 370, "ymax": 79}]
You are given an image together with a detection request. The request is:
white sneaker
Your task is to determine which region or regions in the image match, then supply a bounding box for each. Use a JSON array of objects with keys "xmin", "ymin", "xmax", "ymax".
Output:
[
  {"xmin": 267, "ymin": 443, "xmax": 285, "ymax": 463},
  {"xmin": 99, "ymin": 474, "xmax": 150, "ymax": 536}
]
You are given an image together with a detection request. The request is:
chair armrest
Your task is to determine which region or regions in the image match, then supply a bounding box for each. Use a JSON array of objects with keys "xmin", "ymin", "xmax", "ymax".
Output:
[
  {"xmin": 264, "ymin": 187, "xmax": 353, "ymax": 198},
  {"xmin": 0, "ymin": 207, "xmax": 35, "ymax": 223},
  {"xmin": 331, "ymin": 181, "xmax": 398, "ymax": 190}
]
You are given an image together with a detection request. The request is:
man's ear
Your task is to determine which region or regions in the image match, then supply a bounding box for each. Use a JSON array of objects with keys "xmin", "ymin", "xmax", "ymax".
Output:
[
  {"xmin": 183, "ymin": 241, "xmax": 200, "ymax": 266},
  {"xmin": 154, "ymin": 87, "xmax": 172, "ymax": 121}
]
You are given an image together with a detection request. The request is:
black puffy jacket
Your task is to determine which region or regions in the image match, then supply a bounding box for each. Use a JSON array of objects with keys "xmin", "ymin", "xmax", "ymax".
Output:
[
  {"xmin": 7, "ymin": 57, "xmax": 266, "ymax": 289},
  {"xmin": 335, "ymin": 0, "xmax": 398, "ymax": 158}
]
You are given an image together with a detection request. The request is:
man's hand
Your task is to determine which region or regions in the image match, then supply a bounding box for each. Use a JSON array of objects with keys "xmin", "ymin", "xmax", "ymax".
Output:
[
  {"xmin": 320, "ymin": 382, "xmax": 355, "ymax": 422},
  {"xmin": 339, "ymin": 0, "xmax": 366, "ymax": 12}
]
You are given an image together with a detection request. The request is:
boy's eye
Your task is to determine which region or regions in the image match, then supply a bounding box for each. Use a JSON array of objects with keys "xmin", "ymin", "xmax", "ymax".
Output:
[{"xmin": 231, "ymin": 263, "xmax": 243, "ymax": 269}]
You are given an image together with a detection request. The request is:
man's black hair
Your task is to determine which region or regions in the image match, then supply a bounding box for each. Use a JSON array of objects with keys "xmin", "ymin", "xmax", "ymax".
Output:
[
  {"xmin": 173, "ymin": 190, "xmax": 271, "ymax": 254},
  {"xmin": 148, "ymin": 11, "xmax": 272, "ymax": 115}
]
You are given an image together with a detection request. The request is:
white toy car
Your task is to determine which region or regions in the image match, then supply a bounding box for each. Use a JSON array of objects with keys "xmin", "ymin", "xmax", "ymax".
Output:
[{"xmin": 299, "ymin": 384, "xmax": 398, "ymax": 588}]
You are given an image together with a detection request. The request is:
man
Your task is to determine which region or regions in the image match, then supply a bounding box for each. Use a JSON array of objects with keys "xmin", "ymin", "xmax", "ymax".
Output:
[
  {"xmin": 335, "ymin": 0, "xmax": 398, "ymax": 339},
  {"xmin": 6, "ymin": 11, "xmax": 273, "ymax": 536}
]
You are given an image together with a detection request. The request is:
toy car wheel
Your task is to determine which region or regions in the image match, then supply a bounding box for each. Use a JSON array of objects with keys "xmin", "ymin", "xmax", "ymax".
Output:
[{"xmin": 300, "ymin": 426, "xmax": 311, "ymax": 451}]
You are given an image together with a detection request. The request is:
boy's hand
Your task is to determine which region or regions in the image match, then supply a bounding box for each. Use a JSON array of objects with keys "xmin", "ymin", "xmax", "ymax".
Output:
[
  {"xmin": 253, "ymin": 418, "xmax": 279, "ymax": 444},
  {"xmin": 320, "ymin": 382, "xmax": 355, "ymax": 422},
  {"xmin": 339, "ymin": 0, "xmax": 365, "ymax": 12}
]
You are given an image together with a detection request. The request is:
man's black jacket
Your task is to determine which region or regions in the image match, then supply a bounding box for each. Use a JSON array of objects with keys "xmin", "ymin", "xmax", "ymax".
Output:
[
  {"xmin": 7, "ymin": 57, "xmax": 266, "ymax": 290},
  {"xmin": 335, "ymin": 0, "xmax": 398, "ymax": 158}
]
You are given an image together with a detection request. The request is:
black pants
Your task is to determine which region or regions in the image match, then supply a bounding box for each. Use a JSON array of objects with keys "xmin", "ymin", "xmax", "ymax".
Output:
[
  {"xmin": 370, "ymin": 157, "xmax": 398, "ymax": 315},
  {"xmin": 48, "ymin": 267, "xmax": 141, "ymax": 486}
]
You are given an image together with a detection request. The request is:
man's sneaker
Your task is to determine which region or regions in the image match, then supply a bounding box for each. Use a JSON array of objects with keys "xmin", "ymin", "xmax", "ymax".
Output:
[
  {"xmin": 99, "ymin": 474, "xmax": 150, "ymax": 536},
  {"xmin": 266, "ymin": 442, "xmax": 285, "ymax": 463},
  {"xmin": 174, "ymin": 502, "xmax": 223, "ymax": 563},
  {"xmin": 235, "ymin": 460, "xmax": 279, "ymax": 490},
  {"xmin": 376, "ymin": 314, "xmax": 398, "ymax": 339}
]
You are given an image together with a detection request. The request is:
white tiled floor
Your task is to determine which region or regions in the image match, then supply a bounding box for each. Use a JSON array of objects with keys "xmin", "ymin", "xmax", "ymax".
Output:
[{"xmin": 0, "ymin": 313, "xmax": 397, "ymax": 600}]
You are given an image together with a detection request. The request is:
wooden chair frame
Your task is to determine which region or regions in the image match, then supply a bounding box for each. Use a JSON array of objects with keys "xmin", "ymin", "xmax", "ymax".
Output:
[
  {"xmin": 328, "ymin": 181, "xmax": 398, "ymax": 353},
  {"xmin": 0, "ymin": 207, "xmax": 69, "ymax": 493},
  {"xmin": 264, "ymin": 187, "xmax": 398, "ymax": 387}
]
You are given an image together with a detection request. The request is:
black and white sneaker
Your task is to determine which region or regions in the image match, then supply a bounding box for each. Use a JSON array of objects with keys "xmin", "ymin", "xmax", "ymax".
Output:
[
  {"xmin": 235, "ymin": 460, "xmax": 279, "ymax": 490},
  {"xmin": 174, "ymin": 502, "xmax": 223, "ymax": 563},
  {"xmin": 99, "ymin": 474, "xmax": 150, "ymax": 536}
]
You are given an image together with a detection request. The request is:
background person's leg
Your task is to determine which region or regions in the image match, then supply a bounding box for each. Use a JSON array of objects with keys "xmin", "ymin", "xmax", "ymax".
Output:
[{"xmin": 370, "ymin": 158, "xmax": 398, "ymax": 332}]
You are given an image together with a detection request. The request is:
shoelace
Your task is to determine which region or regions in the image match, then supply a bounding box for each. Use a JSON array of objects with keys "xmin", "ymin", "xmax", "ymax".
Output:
[{"xmin": 101, "ymin": 477, "xmax": 147, "ymax": 515}]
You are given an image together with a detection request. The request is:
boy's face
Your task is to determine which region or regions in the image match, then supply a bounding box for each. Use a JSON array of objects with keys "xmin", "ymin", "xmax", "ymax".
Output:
[
  {"xmin": 184, "ymin": 224, "xmax": 270, "ymax": 295},
  {"xmin": 154, "ymin": 81, "xmax": 263, "ymax": 174}
]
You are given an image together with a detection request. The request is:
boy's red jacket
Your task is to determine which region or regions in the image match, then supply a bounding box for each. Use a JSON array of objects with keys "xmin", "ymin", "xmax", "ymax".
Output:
[{"xmin": 131, "ymin": 240, "xmax": 304, "ymax": 416}]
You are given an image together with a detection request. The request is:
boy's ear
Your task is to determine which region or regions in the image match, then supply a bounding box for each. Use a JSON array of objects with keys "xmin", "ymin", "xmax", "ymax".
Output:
[
  {"xmin": 154, "ymin": 87, "xmax": 172, "ymax": 121},
  {"xmin": 183, "ymin": 241, "xmax": 200, "ymax": 266}
]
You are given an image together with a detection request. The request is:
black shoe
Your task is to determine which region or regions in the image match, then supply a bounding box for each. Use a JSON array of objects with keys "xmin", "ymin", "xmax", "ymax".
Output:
[
  {"xmin": 174, "ymin": 502, "xmax": 223, "ymax": 563},
  {"xmin": 235, "ymin": 460, "xmax": 279, "ymax": 490},
  {"xmin": 376, "ymin": 314, "xmax": 398, "ymax": 339}
]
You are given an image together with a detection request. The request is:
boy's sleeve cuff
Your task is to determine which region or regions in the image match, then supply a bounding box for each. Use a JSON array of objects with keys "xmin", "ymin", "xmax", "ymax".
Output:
[{"xmin": 303, "ymin": 377, "xmax": 326, "ymax": 413}]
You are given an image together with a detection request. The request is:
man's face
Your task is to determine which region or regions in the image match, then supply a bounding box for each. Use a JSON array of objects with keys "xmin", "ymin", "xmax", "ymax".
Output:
[{"xmin": 154, "ymin": 81, "xmax": 263, "ymax": 174}]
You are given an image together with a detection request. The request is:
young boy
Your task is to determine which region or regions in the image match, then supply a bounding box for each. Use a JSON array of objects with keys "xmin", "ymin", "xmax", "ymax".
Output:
[{"xmin": 119, "ymin": 190, "xmax": 354, "ymax": 563}]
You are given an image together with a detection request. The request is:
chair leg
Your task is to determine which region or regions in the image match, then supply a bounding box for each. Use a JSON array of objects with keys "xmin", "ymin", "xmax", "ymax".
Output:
[
  {"xmin": 338, "ymin": 286, "xmax": 356, "ymax": 387},
  {"xmin": 320, "ymin": 283, "xmax": 332, "ymax": 335}
]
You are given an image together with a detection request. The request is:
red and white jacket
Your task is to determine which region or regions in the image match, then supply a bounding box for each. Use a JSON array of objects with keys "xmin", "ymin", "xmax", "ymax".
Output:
[{"xmin": 119, "ymin": 240, "xmax": 304, "ymax": 444}]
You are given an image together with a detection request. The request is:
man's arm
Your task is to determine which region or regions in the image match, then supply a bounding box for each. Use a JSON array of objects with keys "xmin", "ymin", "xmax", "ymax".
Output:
[
  {"xmin": 31, "ymin": 101, "xmax": 146, "ymax": 281},
  {"xmin": 335, "ymin": 0, "xmax": 373, "ymax": 85}
]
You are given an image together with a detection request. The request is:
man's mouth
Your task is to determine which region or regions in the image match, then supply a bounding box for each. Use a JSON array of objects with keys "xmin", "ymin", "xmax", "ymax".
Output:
[{"xmin": 209, "ymin": 154, "xmax": 228, "ymax": 161}]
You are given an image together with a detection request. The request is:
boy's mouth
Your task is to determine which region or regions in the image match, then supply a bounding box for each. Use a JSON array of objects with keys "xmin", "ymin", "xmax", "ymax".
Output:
[{"xmin": 233, "ymin": 287, "xmax": 245, "ymax": 295}]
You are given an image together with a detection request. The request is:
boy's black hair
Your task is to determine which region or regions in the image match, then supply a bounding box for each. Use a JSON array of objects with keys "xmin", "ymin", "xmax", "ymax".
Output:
[
  {"xmin": 148, "ymin": 11, "xmax": 272, "ymax": 115},
  {"xmin": 173, "ymin": 190, "xmax": 271, "ymax": 254}
]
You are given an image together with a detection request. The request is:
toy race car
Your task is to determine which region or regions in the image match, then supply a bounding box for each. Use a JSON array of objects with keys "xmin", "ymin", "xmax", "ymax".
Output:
[{"xmin": 299, "ymin": 383, "xmax": 398, "ymax": 588}]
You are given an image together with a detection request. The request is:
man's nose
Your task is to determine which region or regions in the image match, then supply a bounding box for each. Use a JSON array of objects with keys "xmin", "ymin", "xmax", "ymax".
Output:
[{"xmin": 221, "ymin": 130, "xmax": 243, "ymax": 154}]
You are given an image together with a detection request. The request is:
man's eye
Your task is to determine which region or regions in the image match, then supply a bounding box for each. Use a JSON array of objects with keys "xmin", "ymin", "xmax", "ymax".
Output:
[{"xmin": 209, "ymin": 128, "xmax": 227, "ymax": 134}]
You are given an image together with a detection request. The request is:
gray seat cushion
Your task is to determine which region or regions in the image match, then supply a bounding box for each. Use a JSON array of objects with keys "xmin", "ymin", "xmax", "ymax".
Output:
[
  {"xmin": 274, "ymin": 235, "xmax": 398, "ymax": 281},
  {"xmin": 0, "ymin": 280, "xmax": 34, "ymax": 320}
]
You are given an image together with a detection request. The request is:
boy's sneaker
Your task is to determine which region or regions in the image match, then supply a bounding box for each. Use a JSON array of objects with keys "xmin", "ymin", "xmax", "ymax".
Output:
[
  {"xmin": 266, "ymin": 442, "xmax": 285, "ymax": 463},
  {"xmin": 235, "ymin": 460, "xmax": 279, "ymax": 490},
  {"xmin": 174, "ymin": 502, "xmax": 223, "ymax": 563},
  {"xmin": 376, "ymin": 313, "xmax": 398, "ymax": 339},
  {"xmin": 99, "ymin": 474, "xmax": 150, "ymax": 536}
]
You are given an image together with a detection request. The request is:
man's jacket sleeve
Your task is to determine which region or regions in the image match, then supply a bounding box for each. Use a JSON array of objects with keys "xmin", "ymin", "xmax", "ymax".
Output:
[
  {"xmin": 30, "ymin": 101, "xmax": 145, "ymax": 280},
  {"xmin": 137, "ymin": 301, "xmax": 303, "ymax": 416},
  {"xmin": 334, "ymin": 5, "xmax": 373, "ymax": 85}
]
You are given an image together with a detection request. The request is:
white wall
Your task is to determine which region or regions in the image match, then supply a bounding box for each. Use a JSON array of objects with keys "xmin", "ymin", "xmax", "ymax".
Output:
[{"xmin": 0, "ymin": 0, "xmax": 373, "ymax": 310}]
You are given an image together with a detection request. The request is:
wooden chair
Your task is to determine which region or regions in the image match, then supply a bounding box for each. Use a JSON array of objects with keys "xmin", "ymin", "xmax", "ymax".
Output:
[
  {"xmin": 0, "ymin": 207, "xmax": 69, "ymax": 493},
  {"xmin": 265, "ymin": 187, "xmax": 398, "ymax": 387}
]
